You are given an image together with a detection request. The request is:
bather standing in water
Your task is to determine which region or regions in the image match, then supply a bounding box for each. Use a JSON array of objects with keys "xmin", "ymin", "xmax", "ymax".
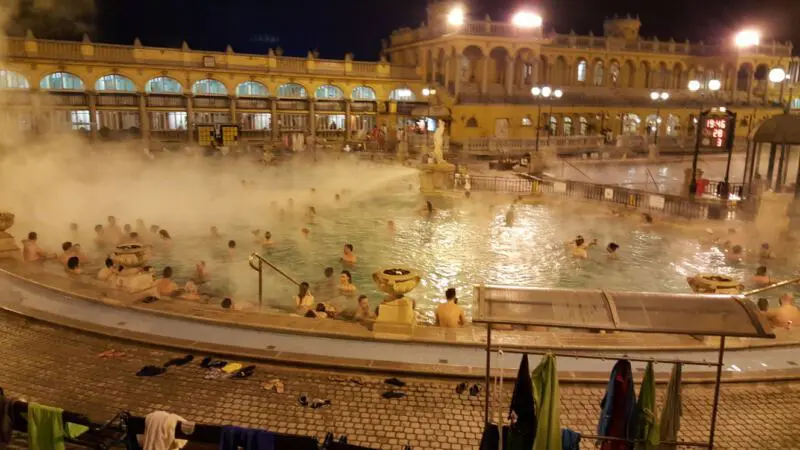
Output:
[
  {"xmin": 22, "ymin": 232, "xmax": 55, "ymax": 262},
  {"xmin": 294, "ymin": 281, "xmax": 315, "ymax": 314},
  {"xmin": 106, "ymin": 216, "xmax": 123, "ymax": 242},
  {"xmin": 65, "ymin": 256, "xmax": 82, "ymax": 276},
  {"xmin": 339, "ymin": 270, "xmax": 357, "ymax": 293},
  {"xmin": 606, "ymin": 242, "xmax": 620, "ymax": 260},
  {"xmin": 192, "ymin": 260, "xmax": 209, "ymax": 285},
  {"xmin": 226, "ymin": 240, "xmax": 237, "ymax": 260},
  {"xmin": 261, "ymin": 231, "xmax": 274, "ymax": 246},
  {"xmin": 420, "ymin": 200, "xmax": 434, "ymax": 217},
  {"xmin": 341, "ymin": 243, "xmax": 357, "ymax": 264},
  {"xmin": 354, "ymin": 295, "xmax": 376, "ymax": 321},
  {"xmin": 570, "ymin": 235, "xmax": 597, "ymax": 259},
  {"xmin": 387, "ymin": 220, "xmax": 396, "ymax": 233}
]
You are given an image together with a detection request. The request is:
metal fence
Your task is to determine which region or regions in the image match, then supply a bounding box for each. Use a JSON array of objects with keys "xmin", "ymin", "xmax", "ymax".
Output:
[
  {"xmin": 467, "ymin": 175, "xmax": 533, "ymax": 193},
  {"xmin": 527, "ymin": 176, "xmax": 740, "ymax": 220}
]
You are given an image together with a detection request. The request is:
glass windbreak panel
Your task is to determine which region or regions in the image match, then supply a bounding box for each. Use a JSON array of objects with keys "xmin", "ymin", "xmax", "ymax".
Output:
[
  {"xmin": 475, "ymin": 286, "xmax": 614, "ymax": 329},
  {"xmin": 611, "ymin": 292, "xmax": 766, "ymax": 337}
]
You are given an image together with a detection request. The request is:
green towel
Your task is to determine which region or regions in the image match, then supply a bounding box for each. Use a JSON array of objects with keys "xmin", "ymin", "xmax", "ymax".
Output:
[
  {"xmin": 531, "ymin": 354, "xmax": 561, "ymax": 450},
  {"xmin": 27, "ymin": 403, "xmax": 88, "ymax": 450},
  {"xmin": 634, "ymin": 362, "xmax": 660, "ymax": 450},
  {"xmin": 658, "ymin": 363, "xmax": 682, "ymax": 450}
]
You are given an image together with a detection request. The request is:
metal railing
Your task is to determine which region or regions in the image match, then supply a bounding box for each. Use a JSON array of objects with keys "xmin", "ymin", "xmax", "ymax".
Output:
[
  {"xmin": 248, "ymin": 252, "xmax": 300, "ymax": 307},
  {"xmin": 465, "ymin": 175, "xmax": 533, "ymax": 193},
  {"xmin": 526, "ymin": 175, "xmax": 739, "ymax": 220}
]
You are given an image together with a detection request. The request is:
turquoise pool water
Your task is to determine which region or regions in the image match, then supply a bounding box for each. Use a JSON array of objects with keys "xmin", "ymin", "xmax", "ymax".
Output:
[{"xmin": 138, "ymin": 175, "xmax": 797, "ymax": 323}]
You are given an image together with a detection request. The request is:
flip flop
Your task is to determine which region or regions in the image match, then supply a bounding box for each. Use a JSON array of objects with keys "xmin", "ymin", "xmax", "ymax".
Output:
[
  {"xmin": 231, "ymin": 365, "xmax": 256, "ymax": 379},
  {"xmin": 298, "ymin": 395, "xmax": 309, "ymax": 407},
  {"xmin": 469, "ymin": 384, "xmax": 481, "ymax": 396},
  {"xmin": 310, "ymin": 399, "xmax": 331, "ymax": 409},
  {"xmin": 384, "ymin": 377, "xmax": 406, "ymax": 387},
  {"xmin": 136, "ymin": 365, "xmax": 166, "ymax": 377},
  {"xmin": 455, "ymin": 382, "xmax": 467, "ymax": 394}
]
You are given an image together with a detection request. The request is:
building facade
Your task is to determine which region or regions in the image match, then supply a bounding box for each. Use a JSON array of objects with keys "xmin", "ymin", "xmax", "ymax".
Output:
[{"xmin": 1, "ymin": 0, "xmax": 798, "ymax": 147}]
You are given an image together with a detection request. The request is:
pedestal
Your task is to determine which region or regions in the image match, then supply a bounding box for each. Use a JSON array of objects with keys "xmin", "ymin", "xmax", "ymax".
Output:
[
  {"xmin": 419, "ymin": 163, "xmax": 456, "ymax": 193},
  {"xmin": 0, "ymin": 234, "xmax": 19, "ymax": 260},
  {"xmin": 373, "ymin": 297, "xmax": 416, "ymax": 339}
]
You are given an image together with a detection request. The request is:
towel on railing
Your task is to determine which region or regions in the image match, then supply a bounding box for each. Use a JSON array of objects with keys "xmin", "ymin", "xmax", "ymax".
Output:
[{"xmin": 27, "ymin": 402, "xmax": 88, "ymax": 450}]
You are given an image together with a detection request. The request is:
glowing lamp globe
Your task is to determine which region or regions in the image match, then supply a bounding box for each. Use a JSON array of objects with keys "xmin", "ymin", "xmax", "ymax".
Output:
[
  {"xmin": 734, "ymin": 29, "xmax": 760, "ymax": 48},
  {"xmin": 650, "ymin": 92, "xmax": 660, "ymax": 100},
  {"xmin": 708, "ymin": 79, "xmax": 722, "ymax": 91},
  {"xmin": 447, "ymin": 7, "xmax": 465, "ymax": 26},
  {"xmin": 512, "ymin": 11, "xmax": 543, "ymax": 28},
  {"xmin": 660, "ymin": 92, "xmax": 669, "ymax": 100},
  {"xmin": 554, "ymin": 89, "xmax": 563, "ymax": 98},
  {"xmin": 531, "ymin": 86, "xmax": 541, "ymax": 96},
  {"xmin": 541, "ymin": 86, "xmax": 552, "ymax": 97},
  {"xmin": 769, "ymin": 68, "xmax": 787, "ymax": 83},
  {"xmin": 688, "ymin": 80, "xmax": 701, "ymax": 92}
]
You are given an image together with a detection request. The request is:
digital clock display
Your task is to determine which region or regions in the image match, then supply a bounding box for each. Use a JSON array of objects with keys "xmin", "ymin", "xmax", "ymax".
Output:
[{"xmin": 700, "ymin": 116, "xmax": 733, "ymax": 149}]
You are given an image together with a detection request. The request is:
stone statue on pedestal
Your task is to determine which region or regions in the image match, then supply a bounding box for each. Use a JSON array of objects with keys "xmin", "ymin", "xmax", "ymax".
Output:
[{"xmin": 432, "ymin": 120, "xmax": 445, "ymax": 164}]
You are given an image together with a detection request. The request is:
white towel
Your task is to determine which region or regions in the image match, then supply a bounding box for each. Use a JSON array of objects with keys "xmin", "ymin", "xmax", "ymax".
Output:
[{"xmin": 139, "ymin": 411, "xmax": 190, "ymax": 450}]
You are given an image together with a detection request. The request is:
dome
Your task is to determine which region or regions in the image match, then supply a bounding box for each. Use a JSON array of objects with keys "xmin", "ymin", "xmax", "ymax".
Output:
[{"xmin": 753, "ymin": 113, "xmax": 800, "ymax": 145}]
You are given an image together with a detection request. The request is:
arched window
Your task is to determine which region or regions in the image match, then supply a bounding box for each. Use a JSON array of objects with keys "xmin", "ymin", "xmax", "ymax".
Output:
[
  {"xmin": 192, "ymin": 79, "xmax": 227, "ymax": 96},
  {"xmin": 579, "ymin": 117, "xmax": 588, "ymax": 135},
  {"xmin": 352, "ymin": 86, "xmax": 376, "ymax": 101},
  {"xmin": 563, "ymin": 117, "xmax": 573, "ymax": 136},
  {"xmin": 548, "ymin": 116, "xmax": 558, "ymax": 135},
  {"xmin": 0, "ymin": 70, "xmax": 29, "ymax": 89},
  {"xmin": 389, "ymin": 88, "xmax": 416, "ymax": 102},
  {"xmin": 622, "ymin": 113, "xmax": 640, "ymax": 135},
  {"xmin": 576, "ymin": 60, "xmax": 587, "ymax": 82},
  {"xmin": 592, "ymin": 61, "xmax": 604, "ymax": 86},
  {"xmin": 465, "ymin": 117, "xmax": 478, "ymax": 128},
  {"xmin": 236, "ymin": 81, "xmax": 269, "ymax": 97},
  {"xmin": 608, "ymin": 62, "xmax": 620, "ymax": 87},
  {"xmin": 646, "ymin": 114, "xmax": 660, "ymax": 136},
  {"xmin": 315, "ymin": 85, "xmax": 344, "ymax": 100},
  {"xmin": 666, "ymin": 114, "xmax": 680, "ymax": 136},
  {"xmin": 277, "ymin": 83, "xmax": 307, "ymax": 99},
  {"xmin": 146, "ymin": 76, "xmax": 183, "ymax": 94},
  {"xmin": 40, "ymin": 72, "xmax": 84, "ymax": 90},
  {"xmin": 95, "ymin": 74, "xmax": 136, "ymax": 92},
  {"xmin": 521, "ymin": 115, "xmax": 533, "ymax": 127}
]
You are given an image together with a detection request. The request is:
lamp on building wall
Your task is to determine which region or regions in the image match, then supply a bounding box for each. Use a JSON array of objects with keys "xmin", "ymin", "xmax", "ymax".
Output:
[
  {"xmin": 512, "ymin": 11, "xmax": 543, "ymax": 29},
  {"xmin": 447, "ymin": 6, "xmax": 465, "ymax": 26},
  {"xmin": 734, "ymin": 29, "xmax": 761, "ymax": 48},
  {"xmin": 530, "ymin": 86, "xmax": 563, "ymax": 163},
  {"xmin": 648, "ymin": 91, "xmax": 669, "ymax": 145}
]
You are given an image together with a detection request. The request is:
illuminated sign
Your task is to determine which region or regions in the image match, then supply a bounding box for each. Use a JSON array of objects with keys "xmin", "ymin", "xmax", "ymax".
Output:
[{"xmin": 700, "ymin": 115, "xmax": 735, "ymax": 150}]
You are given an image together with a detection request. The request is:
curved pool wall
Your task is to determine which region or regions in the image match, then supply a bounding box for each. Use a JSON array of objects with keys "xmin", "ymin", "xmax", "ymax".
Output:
[{"xmin": 3, "ymin": 267, "xmax": 800, "ymax": 380}]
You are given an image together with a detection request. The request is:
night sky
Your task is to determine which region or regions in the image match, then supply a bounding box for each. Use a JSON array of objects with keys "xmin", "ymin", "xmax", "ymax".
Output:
[{"xmin": 12, "ymin": 0, "xmax": 800, "ymax": 60}]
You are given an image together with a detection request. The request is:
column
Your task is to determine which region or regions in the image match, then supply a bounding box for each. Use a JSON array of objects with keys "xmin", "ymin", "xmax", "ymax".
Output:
[
  {"xmin": 344, "ymin": 100, "xmax": 352, "ymax": 140},
  {"xmin": 139, "ymin": 93, "xmax": 149, "ymax": 142},
  {"xmin": 229, "ymin": 95, "xmax": 237, "ymax": 127},
  {"xmin": 481, "ymin": 56, "xmax": 489, "ymax": 94},
  {"xmin": 309, "ymin": 99, "xmax": 316, "ymax": 138},
  {"xmin": 186, "ymin": 94, "xmax": 194, "ymax": 143},
  {"xmin": 747, "ymin": 73, "xmax": 754, "ymax": 103},
  {"xmin": 444, "ymin": 56, "xmax": 451, "ymax": 93},
  {"xmin": 270, "ymin": 99, "xmax": 278, "ymax": 140},
  {"xmin": 505, "ymin": 56, "xmax": 514, "ymax": 95},
  {"xmin": 454, "ymin": 59, "xmax": 462, "ymax": 98},
  {"xmin": 88, "ymin": 91, "xmax": 97, "ymax": 141}
]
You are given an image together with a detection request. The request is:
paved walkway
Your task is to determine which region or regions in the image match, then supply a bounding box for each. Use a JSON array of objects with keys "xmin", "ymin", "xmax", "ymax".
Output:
[{"xmin": 0, "ymin": 309, "xmax": 798, "ymax": 450}]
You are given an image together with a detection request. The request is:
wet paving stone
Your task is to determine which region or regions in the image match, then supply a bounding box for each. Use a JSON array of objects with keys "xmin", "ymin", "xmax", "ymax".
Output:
[{"xmin": 0, "ymin": 309, "xmax": 798, "ymax": 449}]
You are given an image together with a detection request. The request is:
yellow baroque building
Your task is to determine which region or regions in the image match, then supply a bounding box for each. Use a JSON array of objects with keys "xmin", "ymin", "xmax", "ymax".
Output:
[{"xmin": 0, "ymin": 0, "xmax": 798, "ymax": 148}]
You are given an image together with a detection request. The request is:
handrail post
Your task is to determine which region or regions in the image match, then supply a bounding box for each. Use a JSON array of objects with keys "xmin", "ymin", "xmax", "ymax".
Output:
[{"xmin": 258, "ymin": 259, "xmax": 263, "ymax": 308}]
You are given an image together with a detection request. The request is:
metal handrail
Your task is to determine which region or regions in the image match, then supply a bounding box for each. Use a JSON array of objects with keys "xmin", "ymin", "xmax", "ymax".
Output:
[
  {"xmin": 248, "ymin": 252, "xmax": 300, "ymax": 307},
  {"xmin": 743, "ymin": 277, "xmax": 800, "ymax": 297}
]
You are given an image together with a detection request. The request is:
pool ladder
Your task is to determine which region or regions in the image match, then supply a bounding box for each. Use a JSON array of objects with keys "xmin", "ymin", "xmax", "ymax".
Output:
[{"xmin": 248, "ymin": 252, "xmax": 300, "ymax": 307}]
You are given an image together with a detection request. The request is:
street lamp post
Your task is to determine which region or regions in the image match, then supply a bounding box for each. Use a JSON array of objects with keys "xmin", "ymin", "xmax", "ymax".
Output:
[
  {"xmin": 769, "ymin": 67, "xmax": 790, "ymax": 110},
  {"xmin": 649, "ymin": 91, "xmax": 669, "ymax": 145},
  {"xmin": 530, "ymin": 86, "xmax": 562, "ymax": 172},
  {"xmin": 687, "ymin": 79, "xmax": 721, "ymax": 196}
]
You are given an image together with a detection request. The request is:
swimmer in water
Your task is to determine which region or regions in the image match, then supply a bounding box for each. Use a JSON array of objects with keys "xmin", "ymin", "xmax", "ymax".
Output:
[
  {"xmin": 93, "ymin": 225, "xmax": 106, "ymax": 247},
  {"xmin": 227, "ymin": 240, "xmax": 237, "ymax": 259},
  {"xmin": 65, "ymin": 256, "xmax": 81, "ymax": 275},
  {"xmin": 570, "ymin": 235, "xmax": 597, "ymax": 259},
  {"xmin": 106, "ymin": 216, "xmax": 122, "ymax": 242},
  {"xmin": 641, "ymin": 213, "xmax": 654, "ymax": 225},
  {"xmin": 210, "ymin": 226, "xmax": 222, "ymax": 238},
  {"xmin": 307, "ymin": 206, "xmax": 316, "ymax": 222},
  {"xmin": 387, "ymin": 220, "xmax": 396, "ymax": 233},
  {"xmin": 192, "ymin": 261, "xmax": 209, "ymax": 285},
  {"xmin": 341, "ymin": 243, "xmax": 357, "ymax": 264},
  {"xmin": 726, "ymin": 244, "xmax": 744, "ymax": 264},
  {"xmin": 759, "ymin": 243, "xmax": 775, "ymax": 260},
  {"xmin": 22, "ymin": 232, "xmax": 55, "ymax": 262},
  {"xmin": 335, "ymin": 193, "xmax": 341, "ymax": 201},
  {"xmin": 262, "ymin": 231, "xmax": 274, "ymax": 246},
  {"xmin": 421, "ymin": 200, "xmax": 434, "ymax": 217},
  {"xmin": 751, "ymin": 266, "xmax": 775, "ymax": 287},
  {"xmin": 606, "ymin": 242, "xmax": 620, "ymax": 260},
  {"xmin": 339, "ymin": 270, "xmax": 357, "ymax": 293},
  {"xmin": 301, "ymin": 228, "xmax": 310, "ymax": 239}
]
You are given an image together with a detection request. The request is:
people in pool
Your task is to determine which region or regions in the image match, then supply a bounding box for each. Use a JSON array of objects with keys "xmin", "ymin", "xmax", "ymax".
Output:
[
  {"xmin": 192, "ymin": 261, "xmax": 209, "ymax": 285},
  {"xmin": 65, "ymin": 256, "xmax": 81, "ymax": 275},
  {"xmin": 764, "ymin": 293, "xmax": 800, "ymax": 329},
  {"xmin": 22, "ymin": 232, "xmax": 55, "ymax": 262},
  {"xmin": 96, "ymin": 257, "xmax": 115, "ymax": 281},
  {"xmin": 759, "ymin": 243, "xmax": 775, "ymax": 260},
  {"xmin": 301, "ymin": 228, "xmax": 310, "ymax": 239},
  {"xmin": 421, "ymin": 200, "xmax": 434, "ymax": 217},
  {"xmin": 606, "ymin": 242, "xmax": 620, "ymax": 260},
  {"xmin": 106, "ymin": 216, "xmax": 122, "ymax": 242},
  {"xmin": 93, "ymin": 225, "xmax": 106, "ymax": 247},
  {"xmin": 262, "ymin": 231, "xmax": 274, "ymax": 246},
  {"xmin": 341, "ymin": 243, "xmax": 357, "ymax": 264},
  {"xmin": 294, "ymin": 282, "xmax": 315, "ymax": 313},
  {"xmin": 227, "ymin": 240, "xmax": 237, "ymax": 259},
  {"xmin": 354, "ymin": 295, "xmax": 375, "ymax": 321},
  {"xmin": 210, "ymin": 226, "xmax": 222, "ymax": 238},
  {"xmin": 641, "ymin": 213, "xmax": 654, "ymax": 225},
  {"xmin": 751, "ymin": 266, "xmax": 775, "ymax": 288},
  {"xmin": 339, "ymin": 270, "xmax": 357, "ymax": 293},
  {"xmin": 570, "ymin": 235, "xmax": 597, "ymax": 259},
  {"xmin": 435, "ymin": 288, "xmax": 466, "ymax": 328},
  {"xmin": 726, "ymin": 244, "xmax": 744, "ymax": 264},
  {"xmin": 154, "ymin": 266, "xmax": 179, "ymax": 297},
  {"xmin": 387, "ymin": 220, "xmax": 396, "ymax": 233}
]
